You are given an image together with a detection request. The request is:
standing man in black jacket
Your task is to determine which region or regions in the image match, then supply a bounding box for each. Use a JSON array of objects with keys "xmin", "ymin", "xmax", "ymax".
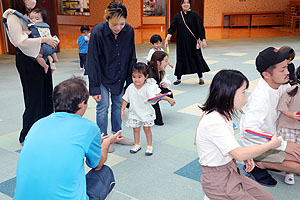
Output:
[{"xmin": 87, "ymin": 2, "xmax": 136, "ymax": 152}]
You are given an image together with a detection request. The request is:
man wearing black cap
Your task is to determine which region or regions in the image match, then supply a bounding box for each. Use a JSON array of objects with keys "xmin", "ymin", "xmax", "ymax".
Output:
[{"xmin": 240, "ymin": 47, "xmax": 300, "ymax": 187}]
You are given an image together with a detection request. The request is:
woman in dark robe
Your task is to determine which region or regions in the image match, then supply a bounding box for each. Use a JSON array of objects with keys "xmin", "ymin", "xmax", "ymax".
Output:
[{"xmin": 165, "ymin": 0, "xmax": 210, "ymax": 85}]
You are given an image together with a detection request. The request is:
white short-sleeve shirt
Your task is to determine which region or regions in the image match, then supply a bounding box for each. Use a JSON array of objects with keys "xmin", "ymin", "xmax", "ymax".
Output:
[
  {"xmin": 146, "ymin": 47, "xmax": 164, "ymax": 62},
  {"xmin": 239, "ymin": 79, "xmax": 289, "ymax": 151},
  {"xmin": 196, "ymin": 111, "xmax": 240, "ymax": 166},
  {"xmin": 122, "ymin": 78, "xmax": 161, "ymax": 122}
]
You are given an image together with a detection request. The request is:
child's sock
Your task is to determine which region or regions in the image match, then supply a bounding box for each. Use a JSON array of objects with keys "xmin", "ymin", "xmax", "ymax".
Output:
[{"xmin": 145, "ymin": 145, "xmax": 153, "ymax": 156}]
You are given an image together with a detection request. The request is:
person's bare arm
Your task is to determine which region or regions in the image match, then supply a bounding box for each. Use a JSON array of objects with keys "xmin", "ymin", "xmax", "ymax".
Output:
[
  {"xmin": 280, "ymin": 110, "xmax": 300, "ymax": 121},
  {"xmin": 121, "ymin": 100, "xmax": 128, "ymax": 120},
  {"xmin": 160, "ymin": 83, "xmax": 168, "ymax": 88},
  {"xmin": 167, "ymin": 61, "xmax": 174, "ymax": 68},
  {"xmin": 164, "ymin": 34, "xmax": 172, "ymax": 49},
  {"xmin": 41, "ymin": 37, "xmax": 58, "ymax": 48},
  {"xmin": 95, "ymin": 131, "xmax": 123, "ymax": 170},
  {"xmin": 244, "ymin": 159, "xmax": 255, "ymax": 172},
  {"xmin": 229, "ymin": 135, "xmax": 282, "ymax": 162},
  {"xmin": 161, "ymin": 96, "xmax": 175, "ymax": 106},
  {"xmin": 24, "ymin": 30, "xmax": 31, "ymax": 35},
  {"xmin": 201, "ymin": 39, "xmax": 207, "ymax": 48}
]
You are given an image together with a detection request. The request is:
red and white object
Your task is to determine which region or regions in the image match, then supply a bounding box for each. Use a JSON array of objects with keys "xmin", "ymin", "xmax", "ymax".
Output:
[
  {"xmin": 245, "ymin": 129, "xmax": 273, "ymax": 140},
  {"xmin": 144, "ymin": 92, "xmax": 171, "ymax": 102}
]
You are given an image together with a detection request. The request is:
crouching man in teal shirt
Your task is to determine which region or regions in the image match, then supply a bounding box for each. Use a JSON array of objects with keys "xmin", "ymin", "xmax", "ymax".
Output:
[{"xmin": 14, "ymin": 77, "xmax": 123, "ymax": 200}]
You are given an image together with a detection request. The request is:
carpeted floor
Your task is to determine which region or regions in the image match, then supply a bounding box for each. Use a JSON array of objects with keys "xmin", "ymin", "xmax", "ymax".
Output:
[{"xmin": 1, "ymin": 36, "xmax": 300, "ymax": 200}]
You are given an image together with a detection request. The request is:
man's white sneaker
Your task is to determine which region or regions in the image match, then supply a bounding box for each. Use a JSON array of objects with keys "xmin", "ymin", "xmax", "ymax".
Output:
[{"xmin": 284, "ymin": 173, "xmax": 295, "ymax": 185}]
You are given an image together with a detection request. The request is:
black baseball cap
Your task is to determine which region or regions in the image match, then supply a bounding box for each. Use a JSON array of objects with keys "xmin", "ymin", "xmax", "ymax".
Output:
[{"xmin": 255, "ymin": 47, "xmax": 289, "ymax": 73}]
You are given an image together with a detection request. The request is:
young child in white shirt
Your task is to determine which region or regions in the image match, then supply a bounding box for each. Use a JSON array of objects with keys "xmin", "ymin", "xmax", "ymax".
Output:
[
  {"xmin": 196, "ymin": 69, "xmax": 282, "ymax": 200},
  {"xmin": 277, "ymin": 66, "xmax": 300, "ymax": 184},
  {"xmin": 121, "ymin": 62, "xmax": 161, "ymax": 156},
  {"xmin": 146, "ymin": 34, "xmax": 174, "ymax": 68}
]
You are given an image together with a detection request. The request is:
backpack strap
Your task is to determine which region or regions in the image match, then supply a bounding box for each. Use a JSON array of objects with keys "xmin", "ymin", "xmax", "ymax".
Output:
[
  {"xmin": 2, "ymin": 17, "xmax": 8, "ymax": 30},
  {"xmin": 13, "ymin": 10, "xmax": 32, "ymax": 24},
  {"xmin": 2, "ymin": 9, "xmax": 32, "ymax": 31}
]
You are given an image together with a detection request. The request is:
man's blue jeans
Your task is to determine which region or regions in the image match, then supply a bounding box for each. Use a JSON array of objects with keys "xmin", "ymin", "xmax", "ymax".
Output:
[{"xmin": 96, "ymin": 85, "xmax": 123, "ymax": 136}]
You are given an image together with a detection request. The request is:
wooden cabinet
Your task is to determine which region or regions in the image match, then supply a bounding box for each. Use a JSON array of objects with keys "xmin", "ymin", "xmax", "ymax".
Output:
[
  {"xmin": 223, "ymin": 12, "xmax": 285, "ymax": 28},
  {"xmin": 251, "ymin": 14, "xmax": 284, "ymax": 26},
  {"xmin": 229, "ymin": 15, "xmax": 251, "ymax": 27}
]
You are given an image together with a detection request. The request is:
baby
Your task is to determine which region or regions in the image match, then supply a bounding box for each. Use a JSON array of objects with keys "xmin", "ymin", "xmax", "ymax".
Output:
[{"xmin": 25, "ymin": 9, "xmax": 59, "ymax": 73}]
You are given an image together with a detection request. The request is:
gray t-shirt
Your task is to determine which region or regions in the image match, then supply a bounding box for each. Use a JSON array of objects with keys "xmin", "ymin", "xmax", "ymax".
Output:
[
  {"xmin": 278, "ymin": 85, "xmax": 300, "ymax": 130},
  {"xmin": 122, "ymin": 78, "xmax": 161, "ymax": 122}
]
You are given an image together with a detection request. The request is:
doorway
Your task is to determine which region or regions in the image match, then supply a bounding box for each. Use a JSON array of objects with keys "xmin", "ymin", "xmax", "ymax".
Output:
[{"xmin": 169, "ymin": 0, "xmax": 204, "ymax": 42}]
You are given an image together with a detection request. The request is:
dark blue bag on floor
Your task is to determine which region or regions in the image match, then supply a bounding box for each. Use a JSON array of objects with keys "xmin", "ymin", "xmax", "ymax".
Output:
[{"xmin": 86, "ymin": 165, "xmax": 116, "ymax": 200}]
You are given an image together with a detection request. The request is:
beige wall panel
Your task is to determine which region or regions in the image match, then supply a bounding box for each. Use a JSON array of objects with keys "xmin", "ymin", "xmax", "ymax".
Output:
[{"xmin": 204, "ymin": 0, "xmax": 289, "ymax": 27}]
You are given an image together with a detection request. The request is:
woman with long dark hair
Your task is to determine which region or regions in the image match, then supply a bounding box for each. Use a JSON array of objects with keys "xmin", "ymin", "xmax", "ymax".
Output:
[
  {"xmin": 148, "ymin": 51, "xmax": 175, "ymax": 125},
  {"xmin": 165, "ymin": 0, "xmax": 210, "ymax": 85},
  {"xmin": 196, "ymin": 69, "xmax": 281, "ymax": 199},
  {"xmin": 3, "ymin": 0, "xmax": 58, "ymax": 143}
]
